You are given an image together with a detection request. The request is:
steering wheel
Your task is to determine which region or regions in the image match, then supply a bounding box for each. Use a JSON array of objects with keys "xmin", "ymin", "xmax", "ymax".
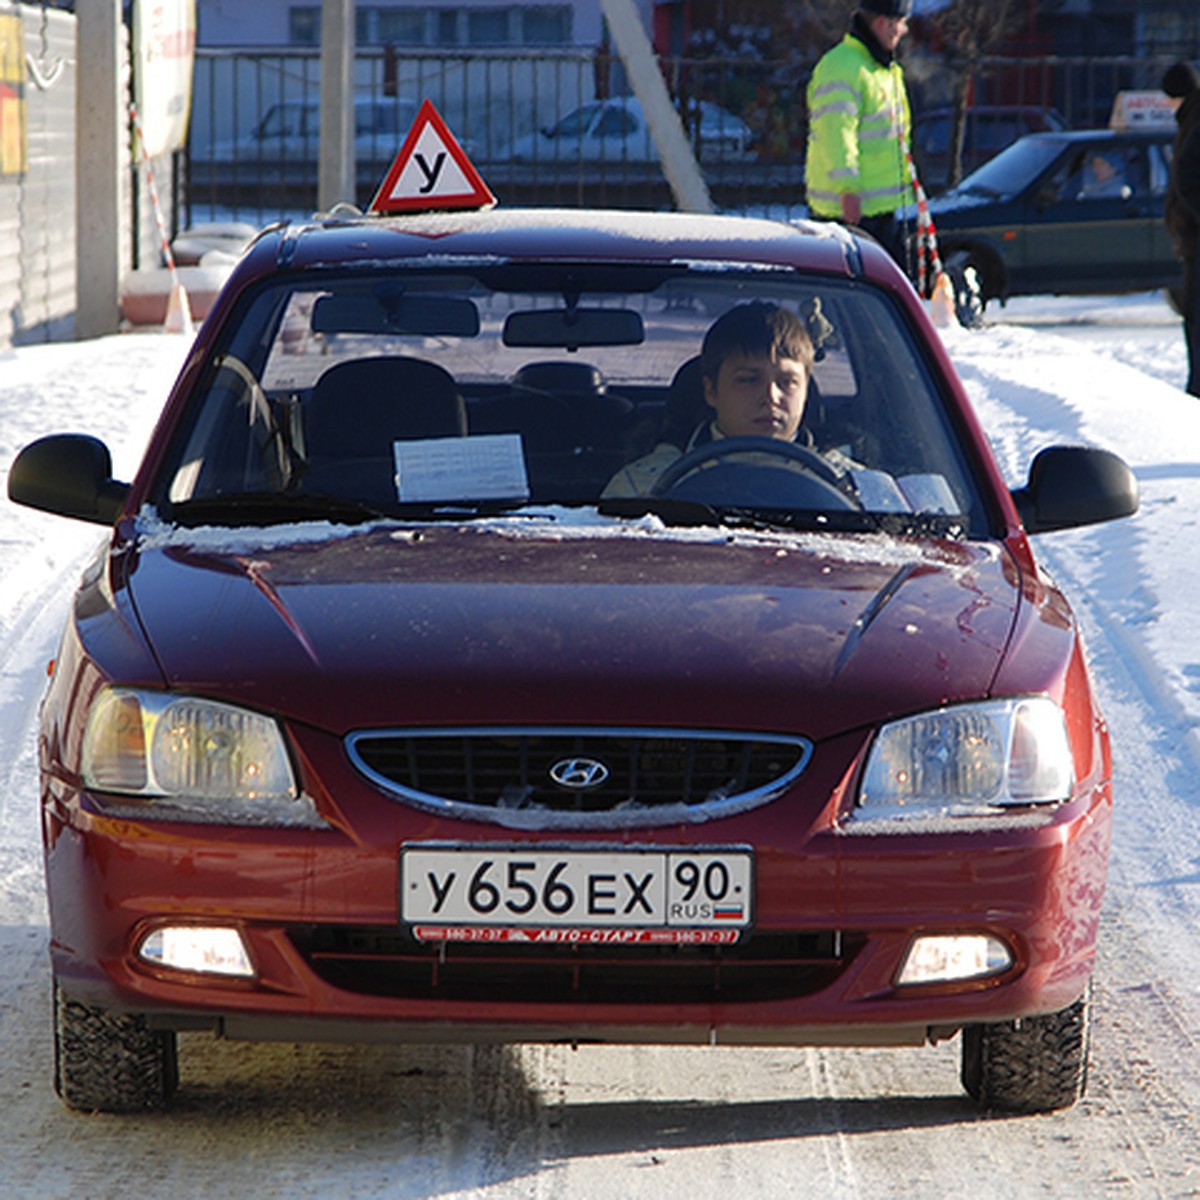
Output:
[{"xmin": 650, "ymin": 436, "xmax": 859, "ymax": 510}]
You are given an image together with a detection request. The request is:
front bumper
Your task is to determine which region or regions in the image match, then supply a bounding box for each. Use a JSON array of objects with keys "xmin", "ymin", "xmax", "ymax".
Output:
[{"xmin": 43, "ymin": 763, "xmax": 1111, "ymax": 1047}]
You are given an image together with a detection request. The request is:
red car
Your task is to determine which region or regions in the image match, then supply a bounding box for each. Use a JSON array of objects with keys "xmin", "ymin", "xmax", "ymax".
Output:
[{"xmin": 10, "ymin": 203, "xmax": 1136, "ymax": 1115}]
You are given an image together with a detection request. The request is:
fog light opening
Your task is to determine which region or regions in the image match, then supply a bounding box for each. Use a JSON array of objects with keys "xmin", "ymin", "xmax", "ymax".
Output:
[
  {"xmin": 896, "ymin": 934, "xmax": 1013, "ymax": 987},
  {"xmin": 138, "ymin": 926, "xmax": 255, "ymax": 978}
]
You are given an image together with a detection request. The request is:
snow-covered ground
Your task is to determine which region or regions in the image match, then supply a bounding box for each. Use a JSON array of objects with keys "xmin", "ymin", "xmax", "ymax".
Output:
[{"xmin": 3, "ymin": 291, "xmax": 1200, "ymax": 1197}]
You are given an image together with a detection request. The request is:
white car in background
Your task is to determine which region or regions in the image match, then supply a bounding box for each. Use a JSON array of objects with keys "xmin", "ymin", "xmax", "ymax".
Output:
[
  {"xmin": 507, "ymin": 96, "xmax": 755, "ymax": 164},
  {"xmin": 191, "ymin": 97, "xmax": 474, "ymax": 200},
  {"xmin": 202, "ymin": 97, "xmax": 420, "ymax": 169}
]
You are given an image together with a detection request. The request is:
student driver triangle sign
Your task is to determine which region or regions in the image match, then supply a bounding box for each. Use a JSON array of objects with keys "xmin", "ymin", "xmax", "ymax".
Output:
[{"xmin": 370, "ymin": 99, "xmax": 496, "ymax": 214}]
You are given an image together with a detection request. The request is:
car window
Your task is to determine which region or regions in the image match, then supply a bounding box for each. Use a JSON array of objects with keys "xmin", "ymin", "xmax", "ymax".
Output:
[
  {"xmin": 954, "ymin": 135, "xmax": 1066, "ymax": 197},
  {"xmin": 973, "ymin": 118, "xmax": 1021, "ymax": 154},
  {"xmin": 1149, "ymin": 142, "xmax": 1173, "ymax": 194},
  {"xmin": 918, "ymin": 115, "xmax": 950, "ymax": 155},
  {"xmin": 155, "ymin": 268, "xmax": 989, "ymax": 537},
  {"xmin": 594, "ymin": 107, "xmax": 641, "ymax": 138},
  {"xmin": 258, "ymin": 105, "xmax": 308, "ymax": 139},
  {"xmin": 550, "ymin": 104, "xmax": 601, "ymax": 138},
  {"xmin": 1055, "ymin": 143, "xmax": 1145, "ymax": 202}
]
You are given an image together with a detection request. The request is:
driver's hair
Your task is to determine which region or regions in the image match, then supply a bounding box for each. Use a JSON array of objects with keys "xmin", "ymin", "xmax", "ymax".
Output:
[{"xmin": 700, "ymin": 302, "xmax": 815, "ymax": 383}]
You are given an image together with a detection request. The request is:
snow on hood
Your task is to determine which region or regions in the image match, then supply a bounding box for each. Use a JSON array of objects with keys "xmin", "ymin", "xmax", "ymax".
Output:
[{"xmin": 126, "ymin": 511, "xmax": 1019, "ymax": 742}]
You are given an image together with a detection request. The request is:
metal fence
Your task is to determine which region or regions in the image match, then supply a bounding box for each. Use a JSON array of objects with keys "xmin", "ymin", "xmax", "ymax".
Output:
[{"xmin": 183, "ymin": 45, "xmax": 1186, "ymax": 228}]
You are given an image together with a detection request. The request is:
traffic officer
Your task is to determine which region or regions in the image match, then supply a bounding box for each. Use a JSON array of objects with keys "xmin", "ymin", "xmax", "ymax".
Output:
[{"xmin": 805, "ymin": 0, "xmax": 915, "ymax": 270}]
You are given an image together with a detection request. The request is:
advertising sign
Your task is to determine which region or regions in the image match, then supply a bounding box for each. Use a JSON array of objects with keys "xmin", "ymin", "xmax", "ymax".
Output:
[
  {"xmin": 0, "ymin": 13, "xmax": 26, "ymax": 175},
  {"xmin": 134, "ymin": 0, "xmax": 196, "ymax": 157}
]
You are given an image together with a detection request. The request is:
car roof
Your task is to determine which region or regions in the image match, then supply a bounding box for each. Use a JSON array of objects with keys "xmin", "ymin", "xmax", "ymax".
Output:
[
  {"xmin": 919, "ymin": 104, "xmax": 1063, "ymax": 118},
  {"xmin": 250, "ymin": 207, "xmax": 873, "ymax": 281},
  {"xmin": 1021, "ymin": 127, "xmax": 1174, "ymax": 146}
]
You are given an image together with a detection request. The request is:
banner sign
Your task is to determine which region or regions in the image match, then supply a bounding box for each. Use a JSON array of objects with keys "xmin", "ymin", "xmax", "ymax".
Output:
[
  {"xmin": 134, "ymin": 0, "xmax": 197, "ymax": 158},
  {"xmin": 0, "ymin": 13, "xmax": 26, "ymax": 175}
]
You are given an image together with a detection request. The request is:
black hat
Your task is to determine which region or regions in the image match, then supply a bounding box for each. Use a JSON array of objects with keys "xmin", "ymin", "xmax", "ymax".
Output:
[
  {"xmin": 1162, "ymin": 61, "xmax": 1200, "ymax": 99},
  {"xmin": 859, "ymin": 0, "xmax": 914, "ymax": 16}
]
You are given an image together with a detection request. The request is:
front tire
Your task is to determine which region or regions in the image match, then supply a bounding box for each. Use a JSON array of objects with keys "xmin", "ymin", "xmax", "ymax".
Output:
[
  {"xmin": 960, "ymin": 987, "xmax": 1091, "ymax": 1113},
  {"xmin": 943, "ymin": 254, "xmax": 986, "ymax": 327},
  {"xmin": 53, "ymin": 982, "xmax": 179, "ymax": 1112}
]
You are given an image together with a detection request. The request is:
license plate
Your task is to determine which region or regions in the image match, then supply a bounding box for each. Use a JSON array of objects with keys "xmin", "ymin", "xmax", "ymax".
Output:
[{"xmin": 401, "ymin": 845, "xmax": 753, "ymax": 935}]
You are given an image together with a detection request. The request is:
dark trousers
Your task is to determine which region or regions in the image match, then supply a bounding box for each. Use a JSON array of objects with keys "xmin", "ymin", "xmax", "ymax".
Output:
[
  {"xmin": 856, "ymin": 212, "xmax": 910, "ymax": 274},
  {"xmin": 1187, "ymin": 247, "xmax": 1200, "ymax": 397},
  {"xmin": 811, "ymin": 211, "xmax": 915, "ymax": 283}
]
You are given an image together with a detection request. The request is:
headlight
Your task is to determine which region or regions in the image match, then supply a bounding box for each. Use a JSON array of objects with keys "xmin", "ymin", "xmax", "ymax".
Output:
[
  {"xmin": 81, "ymin": 688, "xmax": 324, "ymax": 827},
  {"xmin": 855, "ymin": 697, "xmax": 1073, "ymax": 822}
]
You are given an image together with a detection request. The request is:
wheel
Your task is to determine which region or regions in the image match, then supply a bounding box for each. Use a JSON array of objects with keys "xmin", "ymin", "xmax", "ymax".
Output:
[
  {"xmin": 960, "ymin": 987, "xmax": 1090, "ymax": 1113},
  {"xmin": 53, "ymin": 982, "xmax": 178, "ymax": 1112},
  {"xmin": 650, "ymin": 436, "xmax": 859, "ymax": 511},
  {"xmin": 942, "ymin": 253, "xmax": 986, "ymax": 327}
]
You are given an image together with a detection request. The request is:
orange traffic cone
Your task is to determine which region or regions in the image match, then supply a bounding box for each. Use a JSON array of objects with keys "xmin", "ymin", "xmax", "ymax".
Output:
[
  {"xmin": 164, "ymin": 277, "xmax": 195, "ymax": 336},
  {"xmin": 929, "ymin": 271, "xmax": 956, "ymax": 328}
]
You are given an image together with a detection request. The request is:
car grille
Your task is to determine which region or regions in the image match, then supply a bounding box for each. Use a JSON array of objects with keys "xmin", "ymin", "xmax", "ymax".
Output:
[
  {"xmin": 345, "ymin": 728, "xmax": 812, "ymax": 828},
  {"xmin": 291, "ymin": 926, "xmax": 854, "ymax": 1005}
]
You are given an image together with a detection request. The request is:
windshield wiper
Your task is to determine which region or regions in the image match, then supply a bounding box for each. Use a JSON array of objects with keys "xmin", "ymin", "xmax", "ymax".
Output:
[
  {"xmin": 389, "ymin": 500, "xmax": 553, "ymax": 522},
  {"xmin": 597, "ymin": 497, "xmax": 723, "ymax": 526},
  {"xmin": 599, "ymin": 496, "xmax": 864, "ymax": 532},
  {"xmin": 167, "ymin": 490, "xmax": 389, "ymax": 527},
  {"xmin": 599, "ymin": 498, "xmax": 967, "ymax": 538}
]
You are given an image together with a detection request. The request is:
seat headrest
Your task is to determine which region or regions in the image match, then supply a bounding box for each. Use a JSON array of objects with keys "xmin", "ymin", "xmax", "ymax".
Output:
[
  {"xmin": 513, "ymin": 360, "xmax": 607, "ymax": 396},
  {"xmin": 662, "ymin": 355, "xmax": 708, "ymax": 448},
  {"xmin": 308, "ymin": 356, "xmax": 467, "ymax": 455}
]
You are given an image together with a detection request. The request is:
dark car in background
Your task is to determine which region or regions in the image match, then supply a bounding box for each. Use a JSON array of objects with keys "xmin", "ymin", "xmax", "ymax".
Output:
[
  {"xmin": 912, "ymin": 127, "xmax": 1182, "ymax": 307},
  {"xmin": 913, "ymin": 105, "xmax": 1069, "ymax": 194}
]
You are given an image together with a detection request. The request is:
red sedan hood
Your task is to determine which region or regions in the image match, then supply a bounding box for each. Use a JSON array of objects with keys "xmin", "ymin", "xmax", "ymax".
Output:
[{"xmin": 126, "ymin": 523, "xmax": 1020, "ymax": 739}]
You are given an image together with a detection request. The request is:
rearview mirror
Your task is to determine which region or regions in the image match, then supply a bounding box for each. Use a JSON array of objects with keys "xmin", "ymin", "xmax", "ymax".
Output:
[
  {"xmin": 503, "ymin": 307, "xmax": 644, "ymax": 350},
  {"xmin": 1034, "ymin": 183, "xmax": 1060, "ymax": 209},
  {"xmin": 312, "ymin": 294, "xmax": 480, "ymax": 337}
]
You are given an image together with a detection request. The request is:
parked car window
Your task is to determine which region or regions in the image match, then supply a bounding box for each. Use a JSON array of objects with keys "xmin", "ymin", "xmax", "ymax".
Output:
[
  {"xmin": 972, "ymin": 117, "xmax": 1022, "ymax": 154},
  {"xmin": 594, "ymin": 107, "xmax": 640, "ymax": 138},
  {"xmin": 550, "ymin": 104, "xmax": 600, "ymax": 138},
  {"xmin": 258, "ymin": 104, "xmax": 310, "ymax": 140}
]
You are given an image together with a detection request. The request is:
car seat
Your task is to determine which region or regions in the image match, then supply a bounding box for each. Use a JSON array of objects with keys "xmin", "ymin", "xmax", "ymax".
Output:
[
  {"xmin": 470, "ymin": 360, "xmax": 634, "ymax": 499},
  {"xmin": 304, "ymin": 355, "xmax": 467, "ymax": 506}
]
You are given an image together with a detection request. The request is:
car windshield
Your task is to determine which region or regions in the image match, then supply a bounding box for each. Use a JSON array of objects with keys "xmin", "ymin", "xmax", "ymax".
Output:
[
  {"xmin": 153, "ymin": 264, "xmax": 989, "ymax": 537},
  {"xmin": 549, "ymin": 105, "xmax": 602, "ymax": 137},
  {"xmin": 953, "ymin": 135, "xmax": 1068, "ymax": 198}
]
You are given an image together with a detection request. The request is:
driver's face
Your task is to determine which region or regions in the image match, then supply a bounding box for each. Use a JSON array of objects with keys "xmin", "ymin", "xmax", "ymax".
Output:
[{"xmin": 704, "ymin": 351, "xmax": 809, "ymax": 441}]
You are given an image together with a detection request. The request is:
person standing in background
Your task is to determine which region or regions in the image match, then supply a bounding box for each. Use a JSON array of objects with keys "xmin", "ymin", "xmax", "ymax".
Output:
[
  {"xmin": 1163, "ymin": 61, "xmax": 1200, "ymax": 397},
  {"xmin": 805, "ymin": 0, "xmax": 915, "ymax": 271}
]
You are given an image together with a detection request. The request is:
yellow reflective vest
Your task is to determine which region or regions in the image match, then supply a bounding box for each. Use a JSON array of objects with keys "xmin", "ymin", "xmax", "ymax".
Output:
[{"xmin": 805, "ymin": 33, "xmax": 913, "ymax": 219}]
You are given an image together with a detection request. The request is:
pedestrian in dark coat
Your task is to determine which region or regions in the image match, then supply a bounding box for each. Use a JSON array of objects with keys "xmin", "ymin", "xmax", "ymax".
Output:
[{"xmin": 1162, "ymin": 60, "xmax": 1200, "ymax": 396}]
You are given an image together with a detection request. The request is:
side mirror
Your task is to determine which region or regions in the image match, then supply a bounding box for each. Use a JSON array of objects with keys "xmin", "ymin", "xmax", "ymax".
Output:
[
  {"xmin": 7, "ymin": 434, "xmax": 130, "ymax": 526},
  {"xmin": 1033, "ymin": 182, "xmax": 1060, "ymax": 209},
  {"xmin": 1011, "ymin": 445, "xmax": 1138, "ymax": 535}
]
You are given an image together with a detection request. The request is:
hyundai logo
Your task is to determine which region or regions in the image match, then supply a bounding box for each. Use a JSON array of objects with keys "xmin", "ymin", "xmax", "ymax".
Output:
[{"xmin": 548, "ymin": 757, "xmax": 610, "ymax": 791}]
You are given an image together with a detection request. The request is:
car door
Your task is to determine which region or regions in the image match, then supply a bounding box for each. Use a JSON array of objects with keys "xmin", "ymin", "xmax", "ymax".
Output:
[{"xmin": 1012, "ymin": 140, "xmax": 1156, "ymax": 292}]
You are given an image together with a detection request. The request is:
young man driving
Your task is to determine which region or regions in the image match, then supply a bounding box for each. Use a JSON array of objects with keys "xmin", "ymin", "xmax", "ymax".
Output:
[{"xmin": 603, "ymin": 302, "xmax": 817, "ymax": 498}]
